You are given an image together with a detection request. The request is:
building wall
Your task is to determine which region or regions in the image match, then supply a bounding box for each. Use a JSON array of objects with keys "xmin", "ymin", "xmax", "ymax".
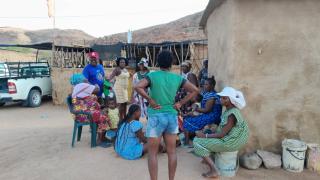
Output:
[
  {"xmin": 206, "ymin": 0, "xmax": 236, "ymax": 88},
  {"xmin": 206, "ymin": 0, "xmax": 320, "ymax": 152}
]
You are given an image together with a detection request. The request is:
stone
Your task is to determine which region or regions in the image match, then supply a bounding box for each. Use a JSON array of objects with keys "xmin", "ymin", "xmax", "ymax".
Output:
[
  {"xmin": 257, "ymin": 150, "xmax": 282, "ymax": 169},
  {"xmin": 240, "ymin": 152, "xmax": 262, "ymax": 170}
]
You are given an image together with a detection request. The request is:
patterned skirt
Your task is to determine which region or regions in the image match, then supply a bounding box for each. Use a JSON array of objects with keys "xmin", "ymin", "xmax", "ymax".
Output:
[{"xmin": 183, "ymin": 112, "xmax": 221, "ymax": 133}]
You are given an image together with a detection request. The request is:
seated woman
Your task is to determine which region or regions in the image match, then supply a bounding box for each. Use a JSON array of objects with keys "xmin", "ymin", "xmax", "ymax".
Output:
[
  {"xmin": 115, "ymin": 104, "xmax": 165, "ymax": 160},
  {"xmin": 70, "ymin": 73, "xmax": 111, "ymax": 144},
  {"xmin": 114, "ymin": 104, "xmax": 147, "ymax": 160},
  {"xmin": 182, "ymin": 76, "xmax": 222, "ymax": 146},
  {"xmin": 193, "ymin": 87, "xmax": 249, "ymax": 178}
]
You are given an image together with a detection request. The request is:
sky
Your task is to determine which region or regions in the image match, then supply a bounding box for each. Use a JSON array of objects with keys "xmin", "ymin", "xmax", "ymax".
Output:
[{"xmin": 0, "ymin": 0, "xmax": 209, "ymax": 37}]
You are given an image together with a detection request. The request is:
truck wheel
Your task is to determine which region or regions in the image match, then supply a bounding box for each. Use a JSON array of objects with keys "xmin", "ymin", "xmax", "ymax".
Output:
[
  {"xmin": 0, "ymin": 102, "xmax": 5, "ymax": 107},
  {"xmin": 28, "ymin": 90, "xmax": 42, "ymax": 107}
]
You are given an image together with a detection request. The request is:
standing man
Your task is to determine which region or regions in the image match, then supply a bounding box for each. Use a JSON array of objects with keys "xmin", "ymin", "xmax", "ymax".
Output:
[
  {"xmin": 135, "ymin": 51, "xmax": 199, "ymax": 180},
  {"xmin": 198, "ymin": 59, "xmax": 208, "ymax": 89},
  {"xmin": 82, "ymin": 51, "xmax": 105, "ymax": 105}
]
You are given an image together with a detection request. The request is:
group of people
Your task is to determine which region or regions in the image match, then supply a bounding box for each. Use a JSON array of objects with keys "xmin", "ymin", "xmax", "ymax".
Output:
[{"xmin": 69, "ymin": 50, "xmax": 249, "ymax": 179}]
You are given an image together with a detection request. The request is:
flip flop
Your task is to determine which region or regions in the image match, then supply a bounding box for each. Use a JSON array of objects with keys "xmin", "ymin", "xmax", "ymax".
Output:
[
  {"xmin": 99, "ymin": 142, "xmax": 112, "ymax": 148},
  {"xmin": 202, "ymin": 172, "xmax": 219, "ymax": 179}
]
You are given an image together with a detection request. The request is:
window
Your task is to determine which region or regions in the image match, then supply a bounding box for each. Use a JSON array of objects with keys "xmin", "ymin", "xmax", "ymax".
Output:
[{"xmin": 21, "ymin": 66, "xmax": 50, "ymax": 77}]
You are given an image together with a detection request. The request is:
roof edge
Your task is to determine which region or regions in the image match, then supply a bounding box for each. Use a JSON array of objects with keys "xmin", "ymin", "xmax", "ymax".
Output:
[{"xmin": 199, "ymin": 0, "xmax": 226, "ymax": 29}]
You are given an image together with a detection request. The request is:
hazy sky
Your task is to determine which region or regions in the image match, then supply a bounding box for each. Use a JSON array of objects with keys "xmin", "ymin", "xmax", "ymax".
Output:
[{"xmin": 0, "ymin": 0, "xmax": 209, "ymax": 37}]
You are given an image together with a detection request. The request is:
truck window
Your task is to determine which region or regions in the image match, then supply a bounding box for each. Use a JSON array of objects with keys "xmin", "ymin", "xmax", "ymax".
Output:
[{"xmin": 31, "ymin": 67, "xmax": 50, "ymax": 76}]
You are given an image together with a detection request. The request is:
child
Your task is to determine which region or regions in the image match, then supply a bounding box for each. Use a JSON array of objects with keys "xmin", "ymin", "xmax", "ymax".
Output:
[
  {"xmin": 178, "ymin": 94, "xmax": 203, "ymax": 147},
  {"xmin": 114, "ymin": 104, "xmax": 147, "ymax": 160},
  {"xmin": 193, "ymin": 87, "xmax": 249, "ymax": 178},
  {"xmin": 105, "ymin": 96, "xmax": 119, "ymax": 140},
  {"xmin": 190, "ymin": 94, "xmax": 203, "ymax": 116}
]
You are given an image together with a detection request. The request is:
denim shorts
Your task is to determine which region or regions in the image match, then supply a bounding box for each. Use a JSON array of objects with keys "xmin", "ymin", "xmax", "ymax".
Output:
[{"xmin": 146, "ymin": 113, "xmax": 179, "ymax": 138}]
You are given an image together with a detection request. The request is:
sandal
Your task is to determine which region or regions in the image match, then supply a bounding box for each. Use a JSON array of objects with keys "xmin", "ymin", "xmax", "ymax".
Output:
[
  {"xmin": 99, "ymin": 142, "xmax": 112, "ymax": 148},
  {"xmin": 201, "ymin": 172, "xmax": 219, "ymax": 179}
]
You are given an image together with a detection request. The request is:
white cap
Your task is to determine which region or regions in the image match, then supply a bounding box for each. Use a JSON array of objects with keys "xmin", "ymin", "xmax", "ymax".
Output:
[
  {"xmin": 217, "ymin": 87, "xmax": 246, "ymax": 109},
  {"xmin": 138, "ymin": 58, "xmax": 149, "ymax": 68}
]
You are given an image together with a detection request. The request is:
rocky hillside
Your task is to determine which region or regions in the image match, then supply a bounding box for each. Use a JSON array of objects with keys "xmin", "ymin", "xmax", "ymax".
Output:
[
  {"xmin": 0, "ymin": 11, "xmax": 205, "ymax": 46},
  {"xmin": 94, "ymin": 11, "xmax": 205, "ymax": 44},
  {"xmin": 0, "ymin": 27, "xmax": 95, "ymax": 46}
]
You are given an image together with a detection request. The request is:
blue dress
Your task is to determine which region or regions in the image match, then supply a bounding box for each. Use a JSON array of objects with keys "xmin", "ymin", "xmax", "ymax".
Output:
[
  {"xmin": 115, "ymin": 120, "xmax": 144, "ymax": 160},
  {"xmin": 183, "ymin": 91, "xmax": 222, "ymax": 133}
]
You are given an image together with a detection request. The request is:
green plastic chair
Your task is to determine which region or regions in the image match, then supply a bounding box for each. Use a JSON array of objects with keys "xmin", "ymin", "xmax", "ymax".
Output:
[{"xmin": 66, "ymin": 95, "xmax": 97, "ymax": 148}]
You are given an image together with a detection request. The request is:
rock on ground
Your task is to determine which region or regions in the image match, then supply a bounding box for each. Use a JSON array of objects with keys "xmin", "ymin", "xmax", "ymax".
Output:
[
  {"xmin": 257, "ymin": 150, "xmax": 282, "ymax": 169},
  {"xmin": 240, "ymin": 152, "xmax": 262, "ymax": 170}
]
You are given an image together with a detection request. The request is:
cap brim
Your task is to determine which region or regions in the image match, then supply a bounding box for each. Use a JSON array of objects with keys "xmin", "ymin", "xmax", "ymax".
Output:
[{"xmin": 217, "ymin": 92, "xmax": 228, "ymax": 97}]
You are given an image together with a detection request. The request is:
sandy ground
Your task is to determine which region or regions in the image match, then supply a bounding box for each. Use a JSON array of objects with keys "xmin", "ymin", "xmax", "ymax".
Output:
[{"xmin": 0, "ymin": 101, "xmax": 319, "ymax": 180}]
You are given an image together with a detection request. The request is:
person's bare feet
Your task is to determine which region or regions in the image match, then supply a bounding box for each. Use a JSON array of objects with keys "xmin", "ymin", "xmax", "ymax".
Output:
[{"xmin": 201, "ymin": 170, "xmax": 219, "ymax": 179}]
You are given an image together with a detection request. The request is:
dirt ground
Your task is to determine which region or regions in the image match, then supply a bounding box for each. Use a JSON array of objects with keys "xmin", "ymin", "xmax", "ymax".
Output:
[{"xmin": 0, "ymin": 101, "xmax": 319, "ymax": 180}]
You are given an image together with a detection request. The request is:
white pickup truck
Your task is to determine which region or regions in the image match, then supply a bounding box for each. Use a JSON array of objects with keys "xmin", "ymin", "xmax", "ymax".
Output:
[{"xmin": 0, "ymin": 62, "xmax": 52, "ymax": 107}]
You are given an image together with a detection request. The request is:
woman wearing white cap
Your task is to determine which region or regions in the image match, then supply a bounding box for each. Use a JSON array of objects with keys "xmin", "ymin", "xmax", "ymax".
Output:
[
  {"xmin": 175, "ymin": 61, "xmax": 198, "ymax": 115},
  {"xmin": 193, "ymin": 87, "xmax": 249, "ymax": 178},
  {"xmin": 131, "ymin": 58, "xmax": 150, "ymax": 118}
]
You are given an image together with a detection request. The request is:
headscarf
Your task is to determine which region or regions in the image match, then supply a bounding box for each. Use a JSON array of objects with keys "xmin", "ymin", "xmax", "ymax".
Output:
[
  {"xmin": 70, "ymin": 73, "xmax": 86, "ymax": 86},
  {"xmin": 72, "ymin": 83, "xmax": 96, "ymax": 98},
  {"xmin": 181, "ymin": 61, "xmax": 192, "ymax": 69},
  {"xmin": 181, "ymin": 61, "xmax": 192, "ymax": 79},
  {"xmin": 217, "ymin": 87, "xmax": 246, "ymax": 109},
  {"xmin": 138, "ymin": 57, "xmax": 149, "ymax": 68}
]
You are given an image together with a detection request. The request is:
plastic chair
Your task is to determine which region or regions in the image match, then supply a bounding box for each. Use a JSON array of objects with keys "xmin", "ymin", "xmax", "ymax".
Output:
[{"xmin": 66, "ymin": 95, "xmax": 97, "ymax": 148}]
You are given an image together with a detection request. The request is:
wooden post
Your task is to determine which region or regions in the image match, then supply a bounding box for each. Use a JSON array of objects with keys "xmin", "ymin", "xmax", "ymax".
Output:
[
  {"xmin": 180, "ymin": 43, "xmax": 184, "ymax": 63},
  {"xmin": 173, "ymin": 45, "xmax": 180, "ymax": 65},
  {"xmin": 184, "ymin": 44, "xmax": 190, "ymax": 61},
  {"xmin": 35, "ymin": 49, "xmax": 39, "ymax": 62},
  {"xmin": 153, "ymin": 46, "xmax": 155, "ymax": 67}
]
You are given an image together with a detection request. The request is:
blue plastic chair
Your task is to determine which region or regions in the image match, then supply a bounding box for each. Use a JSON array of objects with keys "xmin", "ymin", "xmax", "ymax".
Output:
[{"xmin": 66, "ymin": 95, "xmax": 97, "ymax": 148}]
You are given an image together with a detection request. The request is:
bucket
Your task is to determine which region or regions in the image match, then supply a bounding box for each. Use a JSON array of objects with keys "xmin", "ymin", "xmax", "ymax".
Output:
[
  {"xmin": 282, "ymin": 139, "xmax": 307, "ymax": 172},
  {"xmin": 214, "ymin": 151, "xmax": 238, "ymax": 177},
  {"xmin": 306, "ymin": 143, "xmax": 320, "ymax": 173}
]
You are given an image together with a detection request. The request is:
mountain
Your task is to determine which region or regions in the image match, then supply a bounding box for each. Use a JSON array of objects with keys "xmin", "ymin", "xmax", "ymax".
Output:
[
  {"xmin": 0, "ymin": 27, "xmax": 95, "ymax": 46},
  {"xmin": 94, "ymin": 11, "xmax": 205, "ymax": 44},
  {"xmin": 0, "ymin": 11, "xmax": 205, "ymax": 46}
]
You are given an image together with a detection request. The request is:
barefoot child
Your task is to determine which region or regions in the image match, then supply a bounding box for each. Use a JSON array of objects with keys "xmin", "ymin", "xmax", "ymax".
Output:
[
  {"xmin": 104, "ymin": 96, "xmax": 120, "ymax": 141},
  {"xmin": 193, "ymin": 87, "xmax": 249, "ymax": 178},
  {"xmin": 115, "ymin": 104, "xmax": 147, "ymax": 160}
]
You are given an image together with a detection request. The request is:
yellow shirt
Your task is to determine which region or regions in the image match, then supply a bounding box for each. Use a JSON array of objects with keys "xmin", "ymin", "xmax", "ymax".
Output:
[{"xmin": 108, "ymin": 108, "xmax": 120, "ymax": 129}]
